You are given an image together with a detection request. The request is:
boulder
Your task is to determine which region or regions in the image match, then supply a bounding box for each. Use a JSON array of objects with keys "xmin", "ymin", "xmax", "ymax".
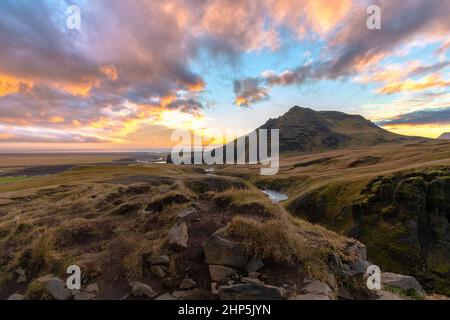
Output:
[
  {"xmin": 180, "ymin": 279, "xmax": 196, "ymax": 289},
  {"xmin": 218, "ymin": 284, "xmax": 285, "ymax": 300},
  {"xmin": 35, "ymin": 275, "xmax": 71, "ymax": 300},
  {"xmin": 168, "ymin": 222, "xmax": 189, "ymax": 249},
  {"xmin": 129, "ymin": 281, "xmax": 158, "ymax": 298},
  {"xmin": 246, "ymin": 256, "xmax": 264, "ymax": 273},
  {"xmin": 147, "ymin": 255, "xmax": 170, "ymax": 265},
  {"xmin": 301, "ymin": 280, "xmax": 333, "ymax": 298},
  {"xmin": 204, "ymin": 230, "xmax": 247, "ymax": 268},
  {"xmin": 176, "ymin": 207, "xmax": 199, "ymax": 223},
  {"xmin": 209, "ymin": 265, "xmax": 238, "ymax": 283},
  {"xmin": 381, "ymin": 272, "xmax": 425, "ymax": 296}
]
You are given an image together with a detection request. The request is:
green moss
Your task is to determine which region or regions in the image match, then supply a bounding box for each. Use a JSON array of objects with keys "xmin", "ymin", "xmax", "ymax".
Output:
[{"xmin": 385, "ymin": 286, "xmax": 424, "ymax": 300}]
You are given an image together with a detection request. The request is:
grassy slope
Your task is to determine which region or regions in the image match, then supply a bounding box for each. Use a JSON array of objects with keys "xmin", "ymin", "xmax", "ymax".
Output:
[{"xmin": 216, "ymin": 140, "xmax": 450, "ymax": 295}]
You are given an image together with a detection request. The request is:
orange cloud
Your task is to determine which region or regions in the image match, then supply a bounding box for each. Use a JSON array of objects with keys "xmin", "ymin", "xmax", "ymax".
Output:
[
  {"xmin": 378, "ymin": 74, "xmax": 450, "ymax": 94},
  {"xmin": 306, "ymin": 0, "xmax": 352, "ymax": 34},
  {"xmin": 100, "ymin": 65, "xmax": 118, "ymax": 81},
  {"xmin": 186, "ymin": 79, "xmax": 206, "ymax": 92},
  {"xmin": 49, "ymin": 116, "xmax": 65, "ymax": 123},
  {"xmin": 60, "ymin": 82, "xmax": 95, "ymax": 96},
  {"xmin": 0, "ymin": 74, "xmax": 33, "ymax": 96}
]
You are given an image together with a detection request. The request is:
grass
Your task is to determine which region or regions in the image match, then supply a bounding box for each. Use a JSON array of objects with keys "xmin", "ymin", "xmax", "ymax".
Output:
[
  {"xmin": 221, "ymin": 185, "xmax": 349, "ymax": 282},
  {"xmin": 213, "ymin": 188, "xmax": 282, "ymax": 218},
  {"xmin": 0, "ymin": 176, "xmax": 29, "ymax": 185}
]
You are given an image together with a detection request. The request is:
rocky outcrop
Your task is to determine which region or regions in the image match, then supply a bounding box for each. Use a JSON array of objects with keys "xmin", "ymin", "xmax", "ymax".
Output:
[{"xmin": 290, "ymin": 168, "xmax": 450, "ymax": 295}]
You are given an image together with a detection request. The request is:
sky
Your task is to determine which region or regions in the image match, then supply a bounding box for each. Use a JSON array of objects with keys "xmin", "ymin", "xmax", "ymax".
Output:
[{"xmin": 0, "ymin": 0, "xmax": 449, "ymax": 151}]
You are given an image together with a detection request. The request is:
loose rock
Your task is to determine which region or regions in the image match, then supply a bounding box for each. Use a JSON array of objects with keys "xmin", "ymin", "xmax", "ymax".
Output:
[
  {"xmin": 209, "ymin": 265, "xmax": 238, "ymax": 283},
  {"xmin": 35, "ymin": 275, "xmax": 71, "ymax": 300},
  {"xmin": 129, "ymin": 281, "xmax": 158, "ymax": 298},
  {"xmin": 301, "ymin": 280, "xmax": 333, "ymax": 299},
  {"xmin": 168, "ymin": 222, "xmax": 189, "ymax": 249},
  {"xmin": 204, "ymin": 229, "xmax": 247, "ymax": 268},
  {"xmin": 180, "ymin": 279, "xmax": 196, "ymax": 289}
]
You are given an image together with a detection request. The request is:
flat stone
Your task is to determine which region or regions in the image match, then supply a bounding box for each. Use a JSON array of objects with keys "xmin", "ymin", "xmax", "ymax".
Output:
[
  {"xmin": 204, "ymin": 230, "xmax": 247, "ymax": 268},
  {"xmin": 129, "ymin": 281, "xmax": 158, "ymax": 298},
  {"xmin": 381, "ymin": 272, "xmax": 425, "ymax": 296},
  {"xmin": 36, "ymin": 275, "xmax": 71, "ymax": 300},
  {"xmin": 301, "ymin": 280, "xmax": 333, "ymax": 298},
  {"xmin": 209, "ymin": 265, "xmax": 238, "ymax": 283},
  {"xmin": 246, "ymin": 256, "xmax": 264, "ymax": 272},
  {"xmin": 248, "ymin": 272, "xmax": 260, "ymax": 279},
  {"xmin": 180, "ymin": 279, "xmax": 196, "ymax": 289},
  {"xmin": 176, "ymin": 207, "xmax": 199, "ymax": 223},
  {"xmin": 290, "ymin": 294, "xmax": 330, "ymax": 300},
  {"xmin": 8, "ymin": 293, "xmax": 25, "ymax": 300},
  {"xmin": 147, "ymin": 255, "xmax": 170, "ymax": 265},
  {"xmin": 218, "ymin": 284, "xmax": 285, "ymax": 300},
  {"xmin": 168, "ymin": 222, "xmax": 189, "ymax": 249},
  {"xmin": 150, "ymin": 265, "xmax": 167, "ymax": 279},
  {"xmin": 155, "ymin": 293, "xmax": 176, "ymax": 300}
]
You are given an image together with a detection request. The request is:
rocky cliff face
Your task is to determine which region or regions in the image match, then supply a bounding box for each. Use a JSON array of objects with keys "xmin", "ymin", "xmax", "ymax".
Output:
[{"xmin": 290, "ymin": 167, "xmax": 450, "ymax": 295}]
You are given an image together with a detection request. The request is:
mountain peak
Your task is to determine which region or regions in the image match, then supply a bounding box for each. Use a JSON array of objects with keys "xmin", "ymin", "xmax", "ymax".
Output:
[
  {"xmin": 438, "ymin": 132, "xmax": 450, "ymax": 140},
  {"xmin": 259, "ymin": 106, "xmax": 422, "ymax": 152}
]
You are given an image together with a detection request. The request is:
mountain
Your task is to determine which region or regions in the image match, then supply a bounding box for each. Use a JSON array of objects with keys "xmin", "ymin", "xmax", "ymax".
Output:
[
  {"xmin": 438, "ymin": 132, "xmax": 450, "ymax": 140},
  {"xmin": 258, "ymin": 106, "xmax": 424, "ymax": 152},
  {"xmin": 168, "ymin": 106, "xmax": 426, "ymax": 163}
]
